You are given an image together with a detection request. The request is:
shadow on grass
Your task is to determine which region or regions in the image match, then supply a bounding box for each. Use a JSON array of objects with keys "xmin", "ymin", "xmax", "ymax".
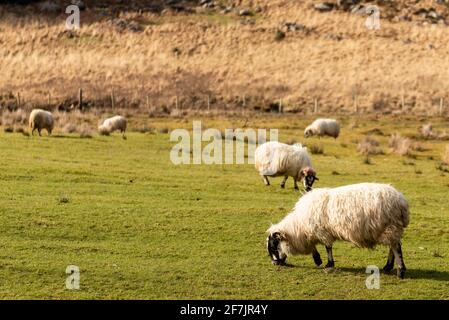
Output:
[
  {"xmin": 284, "ymin": 264, "xmax": 449, "ymax": 281},
  {"xmin": 326, "ymin": 266, "xmax": 449, "ymax": 281}
]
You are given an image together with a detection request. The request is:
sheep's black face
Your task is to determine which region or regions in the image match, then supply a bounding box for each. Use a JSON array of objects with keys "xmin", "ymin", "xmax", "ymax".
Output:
[
  {"xmin": 267, "ymin": 232, "xmax": 286, "ymax": 266},
  {"xmin": 304, "ymin": 175, "xmax": 318, "ymax": 192},
  {"xmin": 304, "ymin": 130, "xmax": 311, "ymax": 138}
]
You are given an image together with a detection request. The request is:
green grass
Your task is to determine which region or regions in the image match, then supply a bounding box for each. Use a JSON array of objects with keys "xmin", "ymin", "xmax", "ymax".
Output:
[{"xmin": 0, "ymin": 115, "xmax": 448, "ymax": 299}]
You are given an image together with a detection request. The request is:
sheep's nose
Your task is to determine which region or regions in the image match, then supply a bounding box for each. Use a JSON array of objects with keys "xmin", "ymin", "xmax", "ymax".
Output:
[{"xmin": 272, "ymin": 259, "xmax": 285, "ymax": 266}]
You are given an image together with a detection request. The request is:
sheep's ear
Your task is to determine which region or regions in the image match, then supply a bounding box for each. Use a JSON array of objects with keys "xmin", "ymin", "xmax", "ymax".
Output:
[{"xmin": 273, "ymin": 232, "xmax": 285, "ymax": 241}]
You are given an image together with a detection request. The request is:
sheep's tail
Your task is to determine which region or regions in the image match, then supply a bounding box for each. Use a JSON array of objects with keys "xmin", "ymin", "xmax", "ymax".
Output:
[
  {"xmin": 399, "ymin": 195, "xmax": 410, "ymax": 228},
  {"xmin": 401, "ymin": 205, "xmax": 410, "ymax": 228}
]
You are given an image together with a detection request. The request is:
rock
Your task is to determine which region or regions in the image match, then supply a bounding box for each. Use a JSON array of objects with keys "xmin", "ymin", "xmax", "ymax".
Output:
[
  {"xmin": 281, "ymin": 22, "xmax": 309, "ymax": 33},
  {"xmin": 314, "ymin": 3, "xmax": 334, "ymax": 12},
  {"xmin": 71, "ymin": 0, "xmax": 86, "ymax": 11},
  {"xmin": 338, "ymin": 0, "xmax": 360, "ymax": 10},
  {"xmin": 238, "ymin": 9, "xmax": 252, "ymax": 16},
  {"xmin": 38, "ymin": 1, "xmax": 61, "ymax": 13},
  {"xmin": 111, "ymin": 19, "xmax": 143, "ymax": 33},
  {"xmin": 222, "ymin": 7, "xmax": 232, "ymax": 14},
  {"xmin": 350, "ymin": 4, "xmax": 365, "ymax": 15}
]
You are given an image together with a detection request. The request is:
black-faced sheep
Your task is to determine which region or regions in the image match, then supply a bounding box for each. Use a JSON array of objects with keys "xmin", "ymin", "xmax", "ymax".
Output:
[
  {"xmin": 98, "ymin": 115, "xmax": 127, "ymax": 137},
  {"xmin": 267, "ymin": 183, "xmax": 410, "ymax": 278},
  {"xmin": 254, "ymin": 141, "xmax": 318, "ymax": 191},
  {"xmin": 29, "ymin": 109, "xmax": 54, "ymax": 136},
  {"xmin": 304, "ymin": 118, "xmax": 340, "ymax": 139}
]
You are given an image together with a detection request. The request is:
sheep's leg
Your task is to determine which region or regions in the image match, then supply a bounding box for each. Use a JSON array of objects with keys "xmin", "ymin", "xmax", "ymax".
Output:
[
  {"xmin": 280, "ymin": 176, "xmax": 288, "ymax": 188},
  {"xmin": 392, "ymin": 242, "xmax": 406, "ymax": 279},
  {"xmin": 31, "ymin": 128, "xmax": 35, "ymax": 136},
  {"xmin": 312, "ymin": 247, "xmax": 322, "ymax": 266},
  {"xmin": 293, "ymin": 178, "xmax": 299, "ymax": 190},
  {"xmin": 383, "ymin": 248, "xmax": 395, "ymax": 272},
  {"xmin": 325, "ymin": 245, "xmax": 335, "ymax": 268},
  {"xmin": 38, "ymin": 129, "xmax": 42, "ymax": 137},
  {"xmin": 262, "ymin": 175, "xmax": 270, "ymax": 186}
]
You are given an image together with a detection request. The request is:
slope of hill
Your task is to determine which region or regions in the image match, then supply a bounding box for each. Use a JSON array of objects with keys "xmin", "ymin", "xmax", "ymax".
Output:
[{"xmin": 1, "ymin": 0, "xmax": 449, "ymax": 115}]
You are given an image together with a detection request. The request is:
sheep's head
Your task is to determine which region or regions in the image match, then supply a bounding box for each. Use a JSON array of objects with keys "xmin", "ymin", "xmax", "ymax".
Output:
[
  {"xmin": 302, "ymin": 167, "xmax": 318, "ymax": 192},
  {"xmin": 98, "ymin": 125, "xmax": 110, "ymax": 136},
  {"xmin": 304, "ymin": 127, "xmax": 313, "ymax": 138},
  {"xmin": 267, "ymin": 232, "xmax": 287, "ymax": 266}
]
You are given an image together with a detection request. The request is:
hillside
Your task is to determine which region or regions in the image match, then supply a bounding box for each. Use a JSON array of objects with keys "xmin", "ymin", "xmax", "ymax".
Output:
[{"xmin": 1, "ymin": 0, "xmax": 449, "ymax": 115}]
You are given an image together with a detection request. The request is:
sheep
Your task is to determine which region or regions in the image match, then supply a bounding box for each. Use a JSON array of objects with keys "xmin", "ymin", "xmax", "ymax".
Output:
[
  {"xmin": 267, "ymin": 183, "xmax": 410, "ymax": 278},
  {"xmin": 254, "ymin": 141, "xmax": 318, "ymax": 191},
  {"xmin": 98, "ymin": 115, "xmax": 127, "ymax": 137},
  {"xmin": 29, "ymin": 109, "xmax": 54, "ymax": 136},
  {"xmin": 304, "ymin": 118, "xmax": 340, "ymax": 139}
]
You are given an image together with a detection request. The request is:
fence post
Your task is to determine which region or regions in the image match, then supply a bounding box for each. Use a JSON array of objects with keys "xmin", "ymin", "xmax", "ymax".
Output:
[
  {"xmin": 79, "ymin": 88, "xmax": 83, "ymax": 110},
  {"xmin": 353, "ymin": 94, "xmax": 358, "ymax": 113},
  {"xmin": 48, "ymin": 92, "xmax": 51, "ymax": 106},
  {"xmin": 401, "ymin": 93, "xmax": 405, "ymax": 112},
  {"xmin": 146, "ymin": 95, "xmax": 150, "ymax": 110},
  {"xmin": 111, "ymin": 89, "xmax": 115, "ymax": 110},
  {"xmin": 207, "ymin": 95, "xmax": 210, "ymax": 111},
  {"xmin": 314, "ymin": 98, "xmax": 319, "ymax": 114},
  {"xmin": 17, "ymin": 92, "xmax": 21, "ymax": 109},
  {"xmin": 279, "ymin": 98, "xmax": 283, "ymax": 113}
]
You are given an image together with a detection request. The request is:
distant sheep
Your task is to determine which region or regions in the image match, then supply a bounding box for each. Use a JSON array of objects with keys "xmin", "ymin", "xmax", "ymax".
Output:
[
  {"xmin": 304, "ymin": 118, "xmax": 340, "ymax": 139},
  {"xmin": 98, "ymin": 115, "xmax": 127, "ymax": 137},
  {"xmin": 29, "ymin": 109, "xmax": 54, "ymax": 136},
  {"xmin": 267, "ymin": 183, "xmax": 409, "ymax": 278},
  {"xmin": 255, "ymin": 141, "xmax": 318, "ymax": 191}
]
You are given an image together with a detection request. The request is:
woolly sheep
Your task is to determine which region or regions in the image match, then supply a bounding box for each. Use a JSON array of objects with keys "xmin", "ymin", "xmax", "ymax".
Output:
[
  {"xmin": 254, "ymin": 141, "xmax": 318, "ymax": 191},
  {"xmin": 98, "ymin": 115, "xmax": 127, "ymax": 137},
  {"xmin": 29, "ymin": 109, "xmax": 54, "ymax": 136},
  {"xmin": 267, "ymin": 183, "xmax": 410, "ymax": 278},
  {"xmin": 304, "ymin": 118, "xmax": 340, "ymax": 139}
]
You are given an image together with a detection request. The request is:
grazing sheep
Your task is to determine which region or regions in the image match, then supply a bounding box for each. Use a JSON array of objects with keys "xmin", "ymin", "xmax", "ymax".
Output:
[
  {"xmin": 98, "ymin": 115, "xmax": 127, "ymax": 137},
  {"xmin": 267, "ymin": 183, "xmax": 410, "ymax": 278},
  {"xmin": 29, "ymin": 109, "xmax": 54, "ymax": 136},
  {"xmin": 255, "ymin": 141, "xmax": 318, "ymax": 191},
  {"xmin": 304, "ymin": 118, "xmax": 340, "ymax": 139}
]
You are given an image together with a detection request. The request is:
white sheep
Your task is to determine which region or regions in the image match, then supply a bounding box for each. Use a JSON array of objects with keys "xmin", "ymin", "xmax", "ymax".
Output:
[
  {"xmin": 29, "ymin": 109, "xmax": 54, "ymax": 136},
  {"xmin": 267, "ymin": 183, "xmax": 410, "ymax": 278},
  {"xmin": 98, "ymin": 115, "xmax": 127, "ymax": 137},
  {"xmin": 254, "ymin": 141, "xmax": 318, "ymax": 191},
  {"xmin": 304, "ymin": 118, "xmax": 340, "ymax": 139}
]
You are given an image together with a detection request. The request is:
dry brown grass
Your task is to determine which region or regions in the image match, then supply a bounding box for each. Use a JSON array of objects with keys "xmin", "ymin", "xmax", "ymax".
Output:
[
  {"xmin": 1, "ymin": 1, "xmax": 449, "ymax": 114},
  {"xmin": 388, "ymin": 133, "xmax": 426, "ymax": 156},
  {"xmin": 442, "ymin": 145, "xmax": 449, "ymax": 165},
  {"xmin": 308, "ymin": 143, "xmax": 324, "ymax": 155},
  {"xmin": 357, "ymin": 135, "xmax": 383, "ymax": 156}
]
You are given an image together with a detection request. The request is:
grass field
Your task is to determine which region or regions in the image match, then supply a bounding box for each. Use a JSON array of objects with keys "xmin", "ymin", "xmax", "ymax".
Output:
[{"xmin": 0, "ymin": 115, "xmax": 448, "ymax": 299}]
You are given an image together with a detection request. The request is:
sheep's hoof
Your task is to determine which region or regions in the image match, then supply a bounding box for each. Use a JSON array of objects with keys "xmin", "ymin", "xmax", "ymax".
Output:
[
  {"xmin": 325, "ymin": 262, "xmax": 335, "ymax": 269},
  {"xmin": 280, "ymin": 184, "xmax": 285, "ymax": 189},
  {"xmin": 323, "ymin": 267, "xmax": 335, "ymax": 274},
  {"xmin": 397, "ymin": 268, "xmax": 406, "ymax": 279}
]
